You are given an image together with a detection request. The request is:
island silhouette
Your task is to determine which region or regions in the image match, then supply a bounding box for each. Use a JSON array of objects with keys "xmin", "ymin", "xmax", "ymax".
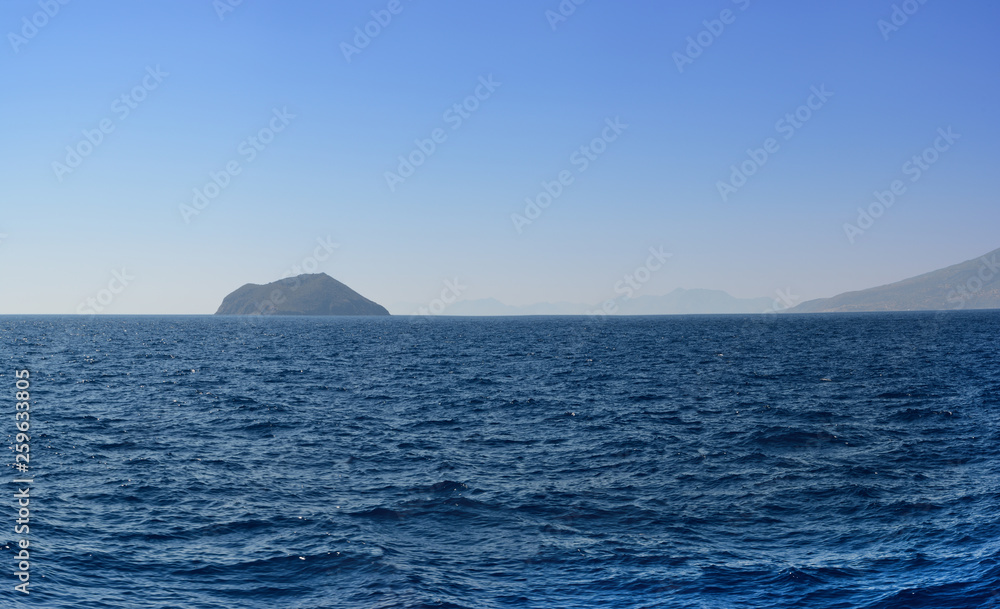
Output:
[{"xmin": 215, "ymin": 273, "xmax": 389, "ymax": 316}]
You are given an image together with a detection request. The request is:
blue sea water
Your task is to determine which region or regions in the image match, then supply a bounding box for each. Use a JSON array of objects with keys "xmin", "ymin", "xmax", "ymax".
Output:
[{"xmin": 2, "ymin": 313, "xmax": 999, "ymax": 608}]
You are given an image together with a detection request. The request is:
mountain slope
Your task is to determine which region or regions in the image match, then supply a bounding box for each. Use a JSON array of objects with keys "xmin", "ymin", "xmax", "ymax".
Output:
[
  {"xmin": 790, "ymin": 248, "xmax": 1000, "ymax": 313},
  {"xmin": 215, "ymin": 273, "xmax": 390, "ymax": 316}
]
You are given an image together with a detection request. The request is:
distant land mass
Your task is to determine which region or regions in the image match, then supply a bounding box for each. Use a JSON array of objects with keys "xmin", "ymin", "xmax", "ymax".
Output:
[
  {"xmin": 215, "ymin": 273, "xmax": 390, "ymax": 316},
  {"xmin": 394, "ymin": 288, "xmax": 777, "ymax": 316},
  {"xmin": 616, "ymin": 289, "xmax": 775, "ymax": 315},
  {"xmin": 791, "ymin": 247, "xmax": 1000, "ymax": 313}
]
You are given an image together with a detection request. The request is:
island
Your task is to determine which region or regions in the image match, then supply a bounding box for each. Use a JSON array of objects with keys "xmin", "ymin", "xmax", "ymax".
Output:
[
  {"xmin": 215, "ymin": 273, "xmax": 390, "ymax": 316},
  {"xmin": 790, "ymin": 247, "xmax": 1000, "ymax": 312}
]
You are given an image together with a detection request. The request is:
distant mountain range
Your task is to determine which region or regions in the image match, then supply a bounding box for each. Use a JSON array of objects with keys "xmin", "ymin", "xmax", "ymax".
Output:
[
  {"xmin": 216, "ymin": 273, "xmax": 389, "ymax": 316},
  {"xmin": 791, "ymin": 247, "xmax": 1000, "ymax": 313},
  {"xmin": 407, "ymin": 248, "xmax": 1000, "ymax": 316},
  {"xmin": 617, "ymin": 289, "xmax": 776, "ymax": 315},
  {"xmin": 395, "ymin": 288, "xmax": 778, "ymax": 316}
]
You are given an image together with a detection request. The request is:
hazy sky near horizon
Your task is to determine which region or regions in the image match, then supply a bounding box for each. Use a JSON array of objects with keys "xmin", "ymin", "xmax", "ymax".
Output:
[{"xmin": 1, "ymin": 0, "xmax": 998, "ymax": 314}]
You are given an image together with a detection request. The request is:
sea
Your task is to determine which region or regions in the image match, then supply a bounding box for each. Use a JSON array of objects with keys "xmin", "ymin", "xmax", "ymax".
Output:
[{"xmin": 2, "ymin": 313, "xmax": 999, "ymax": 609}]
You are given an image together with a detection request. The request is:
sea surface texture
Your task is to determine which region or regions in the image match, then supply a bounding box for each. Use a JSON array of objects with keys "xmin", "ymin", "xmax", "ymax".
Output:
[{"xmin": 2, "ymin": 313, "xmax": 999, "ymax": 609}]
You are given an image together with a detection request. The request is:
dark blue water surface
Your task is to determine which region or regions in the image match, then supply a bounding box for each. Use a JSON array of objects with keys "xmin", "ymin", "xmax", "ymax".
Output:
[{"xmin": 2, "ymin": 313, "xmax": 999, "ymax": 608}]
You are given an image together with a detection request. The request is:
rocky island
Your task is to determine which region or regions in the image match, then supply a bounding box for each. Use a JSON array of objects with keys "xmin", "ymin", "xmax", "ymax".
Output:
[{"xmin": 215, "ymin": 273, "xmax": 390, "ymax": 316}]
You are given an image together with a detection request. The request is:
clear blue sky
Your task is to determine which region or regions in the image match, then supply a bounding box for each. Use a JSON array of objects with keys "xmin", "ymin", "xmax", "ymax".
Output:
[{"xmin": 1, "ymin": 0, "xmax": 997, "ymax": 314}]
